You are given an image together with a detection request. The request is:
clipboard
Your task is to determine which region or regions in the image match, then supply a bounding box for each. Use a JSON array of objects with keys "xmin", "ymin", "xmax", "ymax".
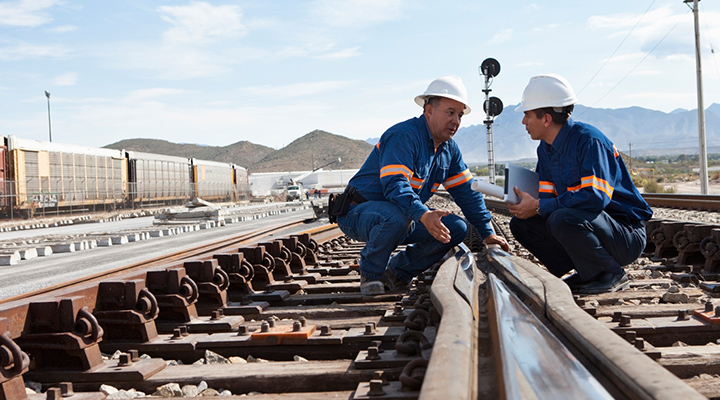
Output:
[
  {"xmin": 503, "ymin": 163, "xmax": 539, "ymax": 204},
  {"xmin": 470, "ymin": 163, "xmax": 539, "ymax": 204}
]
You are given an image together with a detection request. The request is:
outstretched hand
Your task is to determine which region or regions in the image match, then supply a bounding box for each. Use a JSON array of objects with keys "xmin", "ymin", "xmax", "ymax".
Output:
[{"xmin": 420, "ymin": 209, "xmax": 451, "ymax": 243}]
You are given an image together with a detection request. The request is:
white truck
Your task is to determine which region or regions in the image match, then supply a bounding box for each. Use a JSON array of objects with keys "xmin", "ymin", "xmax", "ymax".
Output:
[{"xmin": 286, "ymin": 183, "xmax": 304, "ymax": 201}]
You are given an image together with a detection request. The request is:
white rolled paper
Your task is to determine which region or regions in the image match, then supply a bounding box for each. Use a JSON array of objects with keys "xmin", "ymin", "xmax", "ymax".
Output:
[{"xmin": 471, "ymin": 179, "xmax": 504, "ymax": 200}]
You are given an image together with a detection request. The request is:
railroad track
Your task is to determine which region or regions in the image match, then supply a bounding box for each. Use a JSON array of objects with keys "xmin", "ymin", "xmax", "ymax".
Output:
[{"xmin": 3, "ymin": 195, "xmax": 720, "ymax": 399}]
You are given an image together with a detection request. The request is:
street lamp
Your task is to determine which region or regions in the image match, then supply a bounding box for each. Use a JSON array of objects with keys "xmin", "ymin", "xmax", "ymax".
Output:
[{"xmin": 45, "ymin": 90, "xmax": 52, "ymax": 142}]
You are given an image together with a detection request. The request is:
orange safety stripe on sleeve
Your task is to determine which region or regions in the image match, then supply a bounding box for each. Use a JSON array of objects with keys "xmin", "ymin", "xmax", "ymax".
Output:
[
  {"xmin": 376, "ymin": 141, "xmax": 381, "ymax": 150},
  {"xmin": 538, "ymin": 181, "xmax": 557, "ymax": 195},
  {"xmin": 380, "ymin": 164, "xmax": 413, "ymax": 180},
  {"xmin": 431, "ymin": 182, "xmax": 441, "ymax": 192},
  {"xmin": 567, "ymin": 175, "xmax": 614, "ymax": 198},
  {"xmin": 443, "ymin": 169, "xmax": 473, "ymax": 189},
  {"xmin": 612, "ymin": 144, "xmax": 619, "ymax": 158},
  {"xmin": 410, "ymin": 176, "xmax": 424, "ymax": 189}
]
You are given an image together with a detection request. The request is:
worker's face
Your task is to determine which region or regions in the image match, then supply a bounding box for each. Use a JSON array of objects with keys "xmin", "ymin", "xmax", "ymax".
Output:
[
  {"xmin": 522, "ymin": 110, "xmax": 550, "ymax": 141},
  {"xmin": 426, "ymin": 97, "xmax": 465, "ymax": 147}
]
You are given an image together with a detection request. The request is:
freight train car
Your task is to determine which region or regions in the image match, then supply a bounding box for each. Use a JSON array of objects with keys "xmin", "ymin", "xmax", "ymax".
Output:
[
  {"xmin": 0, "ymin": 135, "xmax": 253, "ymax": 218},
  {"xmin": 126, "ymin": 151, "xmax": 191, "ymax": 207},
  {"xmin": 6, "ymin": 135, "xmax": 127, "ymax": 216},
  {"xmin": 232, "ymin": 164, "xmax": 250, "ymax": 201},
  {"xmin": 190, "ymin": 158, "xmax": 235, "ymax": 202},
  {"xmin": 0, "ymin": 139, "xmax": 9, "ymax": 211}
]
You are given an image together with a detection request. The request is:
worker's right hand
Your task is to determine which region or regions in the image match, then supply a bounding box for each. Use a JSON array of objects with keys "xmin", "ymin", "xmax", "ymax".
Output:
[
  {"xmin": 420, "ymin": 209, "xmax": 451, "ymax": 244},
  {"xmin": 508, "ymin": 187, "xmax": 539, "ymax": 219}
]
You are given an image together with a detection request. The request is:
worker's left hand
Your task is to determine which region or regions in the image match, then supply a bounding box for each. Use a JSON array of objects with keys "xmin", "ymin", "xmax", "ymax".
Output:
[{"xmin": 484, "ymin": 234, "xmax": 510, "ymax": 251}]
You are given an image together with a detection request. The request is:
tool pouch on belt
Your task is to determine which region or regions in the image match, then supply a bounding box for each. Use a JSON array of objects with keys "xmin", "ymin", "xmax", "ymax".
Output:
[{"xmin": 328, "ymin": 186, "xmax": 361, "ymax": 224}]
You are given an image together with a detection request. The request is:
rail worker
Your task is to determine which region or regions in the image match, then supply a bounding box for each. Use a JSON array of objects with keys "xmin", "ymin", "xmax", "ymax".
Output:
[
  {"xmin": 333, "ymin": 76, "xmax": 509, "ymax": 296},
  {"xmin": 508, "ymin": 74, "xmax": 653, "ymax": 294}
]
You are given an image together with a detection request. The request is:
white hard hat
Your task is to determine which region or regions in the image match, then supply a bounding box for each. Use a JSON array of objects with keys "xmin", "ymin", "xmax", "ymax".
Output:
[
  {"xmin": 414, "ymin": 75, "xmax": 471, "ymax": 114},
  {"xmin": 514, "ymin": 74, "xmax": 577, "ymax": 113}
]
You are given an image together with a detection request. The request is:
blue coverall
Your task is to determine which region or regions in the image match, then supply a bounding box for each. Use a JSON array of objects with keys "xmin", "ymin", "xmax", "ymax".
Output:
[
  {"xmin": 510, "ymin": 119, "xmax": 653, "ymax": 280},
  {"xmin": 337, "ymin": 114, "xmax": 495, "ymax": 283}
]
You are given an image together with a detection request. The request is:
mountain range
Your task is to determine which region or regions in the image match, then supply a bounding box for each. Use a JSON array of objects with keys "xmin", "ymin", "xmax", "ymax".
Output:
[
  {"xmin": 451, "ymin": 102, "xmax": 720, "ymax": 164},
  {"xmin": 104, "ymin": 103, "xmax": 720, "ymax": 172}
]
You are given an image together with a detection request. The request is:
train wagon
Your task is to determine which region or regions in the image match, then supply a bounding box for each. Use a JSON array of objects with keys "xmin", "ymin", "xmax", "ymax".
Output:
[
  {"xmin": 232, "ymin": 164, "xmax": 250, "ymax": 201},
  {"xmin": 190, "ymin": 158, "xmax": 234, "ymax": 202},
  {"xmin": 0, "ymin": 138, "xmax": 9, "ymax": 211},
  {"xmin": 126, "ymin": 151, "xmax": 192, "ymax": 207},
  {"xmin": 6, "ymin": 135, "xmax": 127, "ymax": 215}
]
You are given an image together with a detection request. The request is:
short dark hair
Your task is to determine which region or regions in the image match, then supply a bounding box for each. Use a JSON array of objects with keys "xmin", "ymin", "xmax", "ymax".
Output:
[
  {"xmin": 533, "ymin": 105, "xmax": 574, "ymax": 125},
  {"xmin": 423, "ymin": 96, "xmax": 442, "ymax": 109}
]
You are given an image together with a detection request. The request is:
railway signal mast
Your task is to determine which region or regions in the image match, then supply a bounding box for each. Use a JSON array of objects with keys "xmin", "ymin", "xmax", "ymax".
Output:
[
  {"xmin": 479, "ymin": 58, "xmax": 503, "ymax": 184},
  {"xmin": 685, "ymin": 0, "xmax": 708, "ymax": 194}
]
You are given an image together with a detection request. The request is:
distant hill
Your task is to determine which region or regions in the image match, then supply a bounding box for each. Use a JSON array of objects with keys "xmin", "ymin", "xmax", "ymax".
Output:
[
  {"xmin": 104, "ymin": 130, "xmax": 373, "ymax": 173},
  {"xmin": 104, "ymin": 138, "xmax": 275, "ymax": 167},
  {"xmin": 251, "ymin": 129, "xmax": 372, "ymax": 172}
]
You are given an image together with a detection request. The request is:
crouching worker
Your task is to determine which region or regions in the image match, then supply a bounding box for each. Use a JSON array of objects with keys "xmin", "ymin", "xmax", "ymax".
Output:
[
  {"xmin": 508, "ymin": 74, "xmax": 653, "ymax": 294},
  {"xmin": 330, "ymin": 76, "xmax": 509, "ymax": 296}
]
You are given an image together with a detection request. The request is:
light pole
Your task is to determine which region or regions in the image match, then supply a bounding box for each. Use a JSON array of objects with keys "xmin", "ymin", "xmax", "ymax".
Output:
[{"xmin": 45, "ymin": 90, "xmax": 52, "ymax": 142}]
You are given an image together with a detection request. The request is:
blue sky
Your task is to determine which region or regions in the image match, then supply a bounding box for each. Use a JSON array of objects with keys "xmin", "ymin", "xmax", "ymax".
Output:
[{"xmin": 1, "ymin": 0, "xmax": 719, "ymax": 149}]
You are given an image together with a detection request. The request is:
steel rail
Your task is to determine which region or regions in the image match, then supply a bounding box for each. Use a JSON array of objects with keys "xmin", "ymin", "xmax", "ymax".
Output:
[
  {"xmin": 486, "ymin": 247, "xmax": 706, "ymax": 400},
  {"xmin": 486, "ymin": 272, "xmax": 612, "ymax": 399},
  {"xmin": 642, "ymin": 193, "xmax": 720, "ymax": 211},
  {"xmin": 420, "ymin": 244, "xmax": 477, "ymax": 400},
  {"xmin": 0, "ymin": 218, "xmax": 337, "ymax": 338}
]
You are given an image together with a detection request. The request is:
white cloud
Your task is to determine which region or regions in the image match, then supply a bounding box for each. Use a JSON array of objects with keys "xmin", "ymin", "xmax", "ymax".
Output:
[
  {"xmin": 0, "ymin": 0, "xmax": 60, "ymax": 27},
  {"xmin": 103, "ymin": 42, "xmax": 230, "ymax": 79},
  {"xmin": 243, "ymin": 81, "xmax": 354, "ymax": 99},
  {"xmin": 158, "ymin": 2, "xmax": 245, "ymax": 45},
  {"xmin": 523, "ymin": 4, "xmax": 541, "ymax": 11},
  {"xmin": 52, "ymin": 72, "xmax": 76, "ymax": 86},
  {"xmin": 311, "ymin": 0, "xmax": 403, "ymax": 29},
  {"xmin": 0, "ymin": 40, "xmax": 71, "ymax": 60},
  {"xmin": 490, "ymin": 29, "xmax": 513, "ymax": 44},
  {"xmin": 49, "ymin": 24, "xmax": 77, "ymax": 33},
  {"xmin": 315, "ymin": 46, "xmax": 361, "ymax": 60},
  {"xmin": 122, "ymin": 88, "xmax": 187, "ymax": 102}
]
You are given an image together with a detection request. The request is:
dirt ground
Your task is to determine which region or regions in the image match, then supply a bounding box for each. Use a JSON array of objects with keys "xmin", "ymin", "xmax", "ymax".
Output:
[{"xmin": 660, "ymin": 179, "xmax": 720, "ymax": 195}]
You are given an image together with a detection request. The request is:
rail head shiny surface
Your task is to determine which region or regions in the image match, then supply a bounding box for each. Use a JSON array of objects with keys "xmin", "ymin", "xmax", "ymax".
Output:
[
  {"xmin": 487, "ymin": 247, "xmax": 707, "ymax": 400},
  {"xmin": 420, "ymin": 244, "xmax": 476, "ymax": 400},
  {"xmin": 487, "ymin": 273, "xmax": 613, "ymax": 400}
]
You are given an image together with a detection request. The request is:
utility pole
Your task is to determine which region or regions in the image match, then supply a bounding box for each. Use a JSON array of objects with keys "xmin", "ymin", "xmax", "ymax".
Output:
[
  {"xmin": 45, "ymin": 90, "xmax": 52, "ymax": 142},
  {"xmin": 628, "ymin": 142, "xmax": 632, "ymax": 172},
  {"xmin": 685, "ymin": 0, "xmax": 708, "ymax": 193}
]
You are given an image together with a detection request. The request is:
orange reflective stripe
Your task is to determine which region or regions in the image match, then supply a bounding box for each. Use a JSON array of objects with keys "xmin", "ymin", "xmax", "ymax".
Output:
[
  {"xmin": 539, "ymin": 181, "xmax": 556, "ymax": 195},
  {"xmin": 376, "ymin": 141, "xmax": 381, "ymax": 150},
  {"xmin": 581, "ymin": 175, "xmax": 614, "ymax": 198},
  {"xmin": 612, "ymin": 144, "xmax": 619, "ymax": 158},
  {"xmin": 567, "ymin": 175, "xmax": 614, "ymax": 198},
  {"xmin": 380, "ymin": 164, "xmax": 413, "ymax": 180},
  {"xmin": 410, "ymin": 176, "xmax": 424, "ymax": 189},
  {"xmin": 443, "ymin": 169, "xmax": 472, "ymax": 189},
  {"xmin": 431, "ymin": 183, "xmax": 441, "ymax": 192}
]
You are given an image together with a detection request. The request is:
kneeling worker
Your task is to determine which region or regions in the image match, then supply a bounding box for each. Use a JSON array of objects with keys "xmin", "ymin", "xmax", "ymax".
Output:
[
  {"xmin": 334, "ymin": 76, "xmax": 509, "ymax": 295},
  {"xmin": 508, "ymin": 74, "xmax": 653, "ymax": 294}
]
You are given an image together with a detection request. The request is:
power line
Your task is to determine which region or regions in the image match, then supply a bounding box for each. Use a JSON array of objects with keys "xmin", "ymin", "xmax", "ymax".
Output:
[
  {"xmin": 579, "ymin": 8, "xmax": 691, "ymax": 115},
  {"xmin": 576, "ymin": 0, "xmax": 657, "ymax": 96},
  {"xmin": 698, "ymin": 1, "xmax": 720, "ymax": 97}
]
